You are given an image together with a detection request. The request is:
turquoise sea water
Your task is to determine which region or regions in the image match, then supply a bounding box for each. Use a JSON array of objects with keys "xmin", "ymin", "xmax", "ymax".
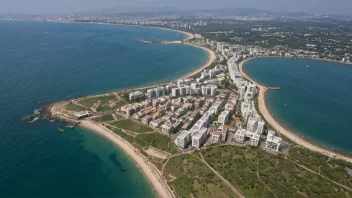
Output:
[
  {"xmin": 0, "ymin": 20, "xmax": 208, "ymax": 197},
  {"xmin": 243, "ymin": 58, "xmax": 352, "ymax": 156}
]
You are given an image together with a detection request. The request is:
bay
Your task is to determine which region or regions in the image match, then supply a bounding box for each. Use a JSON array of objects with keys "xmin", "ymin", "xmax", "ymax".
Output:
[
  {"xmin": 0, "ymin": 20, "xmax": 208, "ymax": 197},
  {"xmin": 243, "ymin": 57, "xmax": 352, "ymax": 156}
]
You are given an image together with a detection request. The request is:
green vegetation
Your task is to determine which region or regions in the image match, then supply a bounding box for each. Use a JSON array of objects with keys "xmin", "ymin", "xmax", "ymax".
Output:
[
  {"xmin": 106, "ymin": 126, "xmax": 178, "ymax": 154},
  {"xmin": 163, "ymin": 154, "xmax": 235, "ymax": 198},
  {"xmin": 112, "ymin": 119, "xmax": 153, "ymax": 133},
  {"xmin": 65, "ymin": 103, "xmax": 86, "ymax": 111},
  {"xmin": 77, "ymin": 94, "xmax": 127, "ymax": 112},
  {"xmin": 134, "ymin": 133, "xmax": 179, "ymax": 154},
  {"xmin": 114, "ymin": 129, "xmax": 135, "ymax": 143},
  {"xmin": 113, "ymin": 114, "xmax": 126, "ymax": 121},
  {"xmin": 95, "ymin": 114, "xmax": 115, "ymax": 122},
  {"xmin": 289, "ymin": 147, "xmax": 352, "ymax": 189},
  {"xmin": 150, "ymin": 159, "xmax": 163, "ymax": 172},
  {"xmin": 202, "ymin": 146, "xmax": 352, "ymax": 198},
  {"xmin": 79, "ymin": 95, "xmax": 117, "ymax": 107}
]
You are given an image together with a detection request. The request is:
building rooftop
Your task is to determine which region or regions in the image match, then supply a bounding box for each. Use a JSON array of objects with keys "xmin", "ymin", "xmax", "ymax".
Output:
[
  {"xmin": 193, "ymin": 127, "xmax": 208, "ymax": 139},
  {"xmin": 177, "ymin": 130, "xmax": 190, "ymax": 140},
  {"xmin": 211, "ymin": 131, "xmax": 222, "ymax": 137}
]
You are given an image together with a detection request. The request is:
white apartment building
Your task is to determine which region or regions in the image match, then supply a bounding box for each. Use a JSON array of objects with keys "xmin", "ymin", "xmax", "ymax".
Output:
[
  {"xmin": 147, "ymin": 89, "xmax": 156, "ymax": 99},
  {"xmin": 172, "ymin": 88, "xmax": 180, "ymax": 97},
  {"xmin": 218, "ymin": 125, "xmax": 229, "ymax": 142},
  {"xmin": 246, "ymin": 132, "xmax": 260, "ymax": 147},
  {"xmin": 256, "ymin": 120, "xmax": 265, "ymax": 135},
  {"xmin": 218, "ymin": 110, "xmax": 230, "ymax": 125},
  {"xmin": 161, "ymin": 121, "xmax": 174, "ymax": 134},
  {"xmin": 234, "ymin": 129, "xmax": 246, "ymax": 143},
  {"xmin": 149, "ymin": 118, "xmax": 165, "ymax": 129},
  {"xmin": 265, "ymin": 131, "xmax": 282, "ymax": 152},
  {"xmin": 129, "ymin": 91, "xmax": 144, "ymax": 101},
  {"xmin": 175, "ymin": 130, "xmax": 191, "ymax": 149},
  {"xmin": 210, "ymin": 131, "xmax": 221, "ymax": 143},
  {"xmin": 192, "ymin": 127, "xmax": 208, "ymax": 148}
]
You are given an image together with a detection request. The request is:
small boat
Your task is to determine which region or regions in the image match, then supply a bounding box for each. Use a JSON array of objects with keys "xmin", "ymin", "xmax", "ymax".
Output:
[
  {"xmin": 306, "ymin": 65, "xmax": 309, "ymax": 68},
  {"xmin": 58, "ymin": 128, "xmax": 65, "ymax": 132},
  {"xmin": 284, "ymin": 103, "xmax": 287, "ymax": 107}
]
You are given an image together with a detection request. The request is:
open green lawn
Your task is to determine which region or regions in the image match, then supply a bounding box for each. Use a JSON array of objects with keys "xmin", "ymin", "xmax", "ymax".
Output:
[
  {"xmin": 107, "ymin": 127, "xmax": 178, "ymax": 154},
  {"xmin": 113, "ymin": 114, "xmax": 126, "ymax": 121},
  {"xmin": 163, "ymin": 154, "xmax": 235, "ymax": 198},
  {"xmin": 134, "ymin": 133, "xmax": 179, "ymax": 154},
  {"xmin": 79, "ymin": 95, "xmax": 118, "ymax": 108},
  {"xmin": 202, "ymin": 146, "xmax": 352, "ymax": 198},
  {"xmin": 65, "ymin": 103, "xmax": 86, "ymax": 111},
  {"xmin": 95, "ymin": 114, "xmax": 115, "ymax": 122},
  {"xmin": 96, "ymin": 100, "xmax": 127, "ymax": 112},
  {"xmin": 112, "ymin": 119, "xmax": 153, "ymax": 133}
]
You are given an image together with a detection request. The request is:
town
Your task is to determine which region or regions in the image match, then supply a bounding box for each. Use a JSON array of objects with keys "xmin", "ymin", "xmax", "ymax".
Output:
[
  {"xmin": 3, "ymin": 9, "xmax": 351, "ymax": 63},
  {"xmin": 49, "ymin": 33, "xmax": 352, "ymax": 197},
  {"xmin": 25, "ymin": 10, "xmax": 352, "ymax": 198}
]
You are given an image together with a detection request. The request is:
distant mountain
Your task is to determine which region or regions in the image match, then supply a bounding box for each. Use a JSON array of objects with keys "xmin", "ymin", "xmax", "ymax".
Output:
[{"xmin": 90, "ymin": 6, "xmax": 178, "ymax": 14}]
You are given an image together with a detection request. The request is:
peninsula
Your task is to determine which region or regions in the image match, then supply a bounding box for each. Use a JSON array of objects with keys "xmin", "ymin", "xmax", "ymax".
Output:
[
  {"xmin": 44, "ymin": 29, "xmax": 352, "ymax": 197},
  {"xmin": 11, "ymin": 11, "xmax": 349, "ymax": 196},
  {"xmin": 5, "ymin": 8, "xmax": 352, "ymax": 198}
]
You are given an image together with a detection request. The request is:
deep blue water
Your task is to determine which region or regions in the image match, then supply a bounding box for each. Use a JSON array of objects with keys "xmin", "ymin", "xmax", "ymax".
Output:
[
  {"xmin": 0, "ymin": 20, "xmax": 208, "ymax": 197},
  {"xmin": 243, "ymin": 58, "xmax": 352, "ymax": 156}
]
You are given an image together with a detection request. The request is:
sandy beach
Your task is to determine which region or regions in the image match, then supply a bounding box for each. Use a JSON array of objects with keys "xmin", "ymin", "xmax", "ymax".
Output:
[
  {"xmin": 239, "ymin": 58, "xmax": 352, "ymax": 163},
  {"xmin": 117, "ymin": 42, "xmax": 216, "ymax": 93},
  {"xmin": 79, "ymin": 120, "xmax": 174, "ymax": 198},
  {"xmin": 46, "ymin": 23, "xmax": 214, "ymax": 196}
]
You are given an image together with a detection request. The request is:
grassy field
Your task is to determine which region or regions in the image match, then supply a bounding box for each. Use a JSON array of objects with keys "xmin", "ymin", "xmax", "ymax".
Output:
[
  {"xmin": 78, "ymin": 94, "xmax": 127, "ymax": 112},
  {"xmin": 96, "ymin": 100, "xmax": 127, "ymax": 112},
  {"xmin": 109, "ymin": 128, "xmax": 135, "ymax": 143},
  {"xmin": 95, "ymin": 114, "xmax": 115, "ymax": 122},
  {"xmin": 113, "ymin": 114, "xmax": 126, "ymax": 121},
  {"xmin": 288, "ymin": 146, "xmax": 352, "ymax": 189},
  {"xmin": 112, "ymin": 119, "xmax": 153, "ymax": 133},
  {"xmin": 106, "ymin": 127, "xmax": 179, "ymax": 154},
  {"xmin": 134, "ymin": 133, "xmax": 179, "ymax": 154},
  {"xmin": 65, "ymin": 103, "xmax": 86, "ymax": 111},
  {"xmin": 163, "ymin": 154, "xmax": 236, "ymax": 198},
  {"xmin": 202, "ymin": 146, "xmax": 352, "ymax": 198},
  {"xmin": 79, "ymin": 95, "xmax": 117, "ymax": 107}
]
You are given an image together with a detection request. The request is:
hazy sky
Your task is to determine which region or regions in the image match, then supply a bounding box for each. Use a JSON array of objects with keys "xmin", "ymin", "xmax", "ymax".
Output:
[{"xmin": 0, "ymin": 0, "xmax": 351, "ymax": 15}]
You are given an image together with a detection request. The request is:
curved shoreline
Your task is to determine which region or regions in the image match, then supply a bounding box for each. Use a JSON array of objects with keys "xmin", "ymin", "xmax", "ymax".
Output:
[
  {"xmin": 45, "ymin": 23, "xmax": 215, "ymax": 197},
  {"xmin": 239, "ymin": 57, "xmax": 352, "ymax": 163},
  {"xmin": 79, "ymin": 120, "xmax": 174, "ymax": 198},
  {"xmin": 38, "ymin": 21, "xmax": 214, "ymax": 196},
  {"xmin": 71, "ymin": 21, "xmax": 215, "ymax": 93},
  {"xmin": 115, "ymin": 43, "xmax": 216, "ymax": 94}
]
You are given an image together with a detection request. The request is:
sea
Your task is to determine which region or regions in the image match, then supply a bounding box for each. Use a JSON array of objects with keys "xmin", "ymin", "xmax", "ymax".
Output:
[
  {"xmin": 0, "ymin": 20, "xmax": 208, "ymax": 197},
  {"xmin": 243, "ymin": 58, "xmax": 352, "ymax": 156}
]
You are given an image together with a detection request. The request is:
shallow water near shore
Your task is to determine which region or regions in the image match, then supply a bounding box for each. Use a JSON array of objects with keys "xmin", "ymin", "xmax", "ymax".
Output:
[
  {"xmin": 243, "ymin": 58, "xmax": 352, "ymax": 156},
  {"xmin": 0, "ymin": 20, "xmax": 208, "ymax": 197}
]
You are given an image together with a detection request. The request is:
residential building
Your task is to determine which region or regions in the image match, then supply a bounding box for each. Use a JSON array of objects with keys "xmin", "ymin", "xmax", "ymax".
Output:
[
  {"xmin": 234, "ymin": 129, "xmax": 246, "ymax": 143},
  {"xmin": 218, "ymin": 110, "xmax": 230, "ymax": 125},
  {"xmin": 210, "ymin": 131, "xmax": 221, "ymax": 143},
  {"xmin": 175, "ymin": 130, "xmax": 191, "ymax": 149},
  {"xmin": 129, "ymin": 91, "xmax": 144, "ymax": 101},
  {"xmin": 265, "ymin": 131, "xmax": 282, "ymax": 152},
  {"xmin": 192, "ymin": 127, "xmax": 208, "ymax": 148}
]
